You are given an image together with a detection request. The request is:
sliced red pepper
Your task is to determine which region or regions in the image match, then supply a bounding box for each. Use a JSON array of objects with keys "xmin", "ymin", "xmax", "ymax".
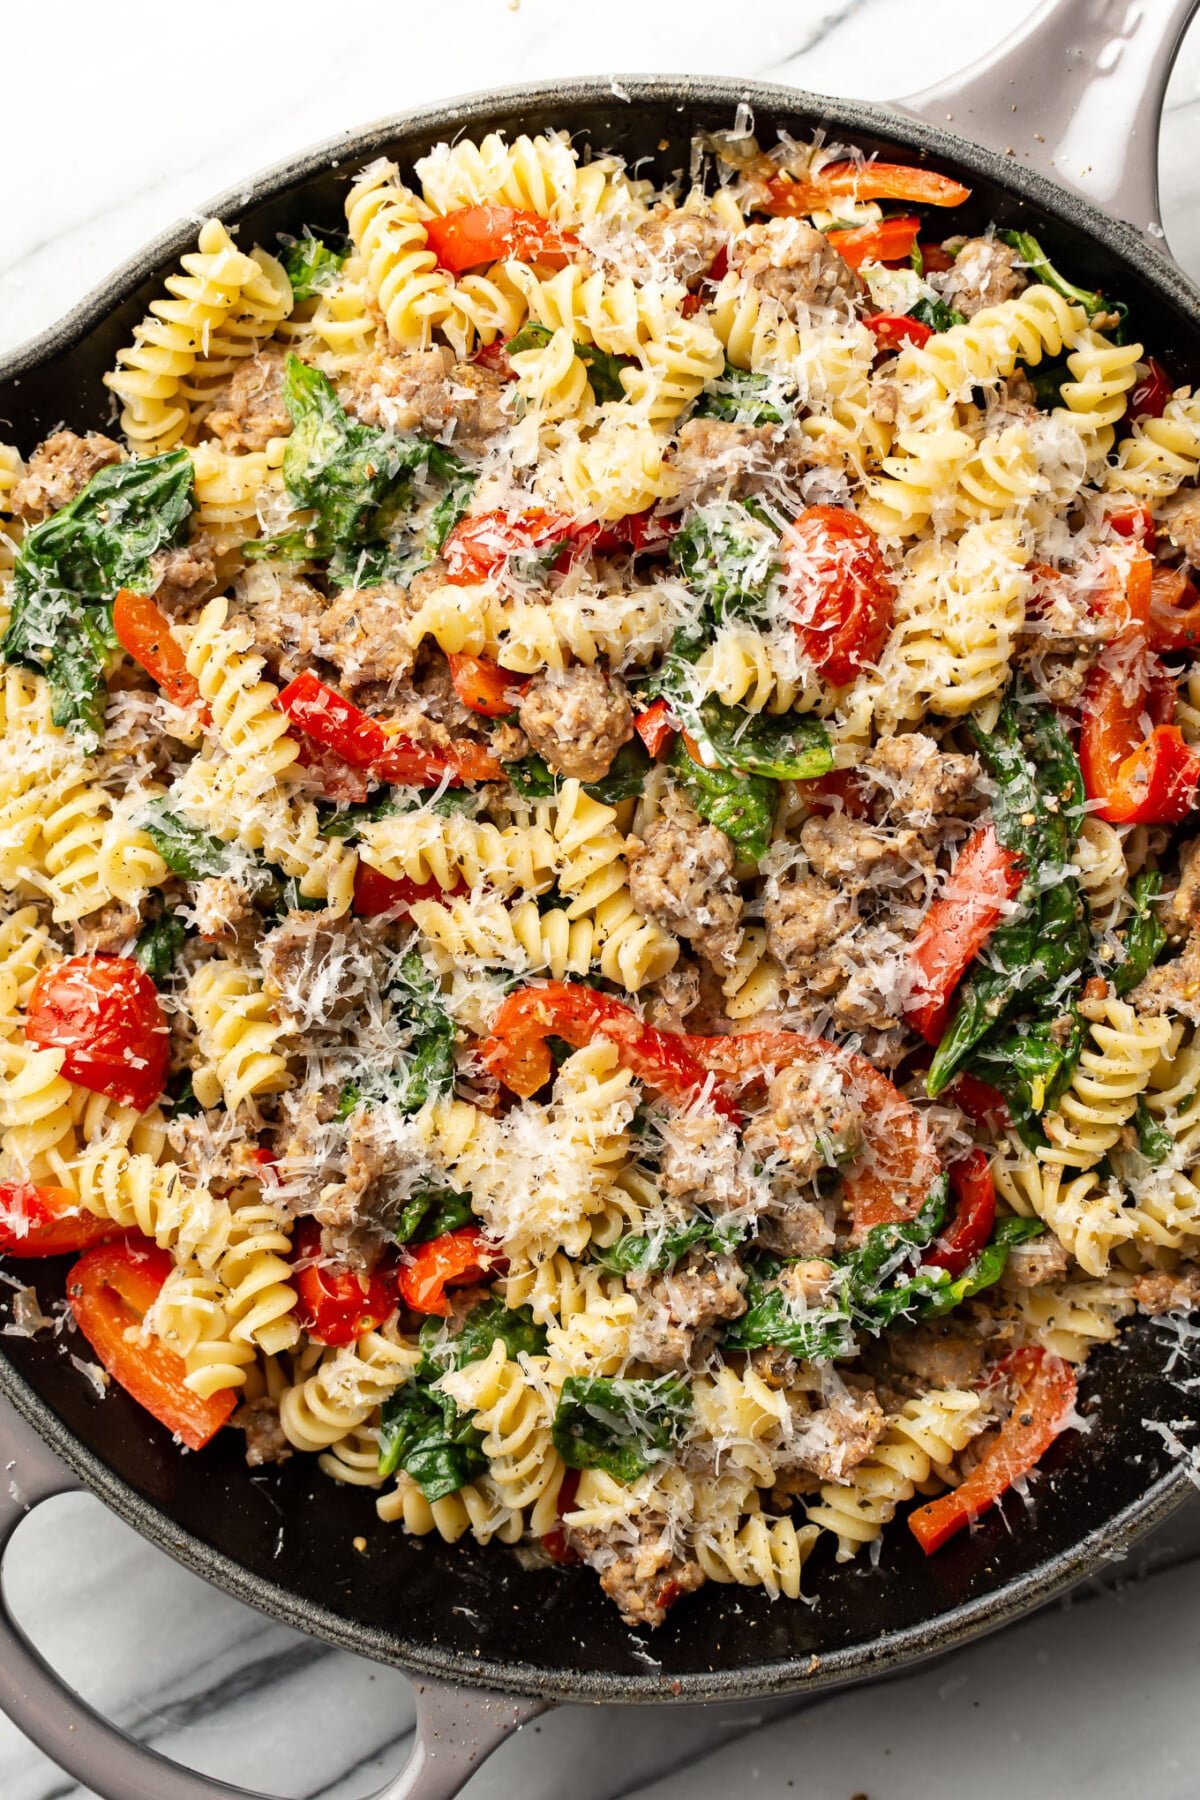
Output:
[
  {"xmin": 442, "ymin": 507, "xmax": 574, "ymax": 585},
  {"xmin": 765, "ymin": 163, "xmax": 970, "ymax": 214},
  {"xmin": 1149, "ymin": 564, "xmax": 1200, "ymax": 654},
  {"xmin": 1081, "ymin": 702, "xmax": 1200, "ymax": 825},
  {"xmin": 483, "ymin": 982, "xmax": 743, "ymax": 1122},
  {"xmin": 277, "ymin": 669, "xmax": 501, "ymax": 786},
  {"xmin": 470, "ymin": 338, "xmax": 515, "ymax": 377},
  {"xmin": 785, "ymin": 506, "xmax": 896, "ymax": 686},
  {"xmin": 793, "ymin": 767, "xmax": 871, "ymax": 819},
  {"xmin": 948, "ymin": 1073, "xmax": 1011, "ymax": 1132},
  {"xmin": 566, "ymin": 508, "xmax": 680, "ymax": 561},
  {"xmin": 112, "ymin": 589, "xmax": 207, "ymax": 716},
  {"xmin": 925, "ymin": 1150, "xmax": 996, "ymax": 1278},
  {"xmin": 293, "ymin": 735, "xmax": 372, "ymax": 805},
  {"xmin": 353, "ymin": 863, "xmax": 465, "ymax": 919},
  {"xmin": 0, "ymin": 1183, "xmax": 120, "ymax": 1257},
  {"xmin": 26, "ymin": 954, "xmax": 168, "ymax": 1113},
  {"xmin": 423, "ymin": 205, "xmax": 578, "ymax": 273},
  {"xmin": 1131, "ymin": 356, "xmax": 1173, "ymax": 420},
  {"xmin": 447, "ymin": 652, "xmax": 529, "ymax": 718},
  {"xmin": 633, "ymin": 698, "xmax": 675, "ymax": 758},
  {"xmin": 1108, "ymin": 504, "xmax": 1156, "ymax": 546},
  {"xmin": 827, "ymin": 216, "xmax": 921, "ymax": 269},
  {"xmin": 908, "ymin": 1348, "xmax": 1077, "ymax": 1554},
  {"xmin": 905, "ymin": 825, "xmax": 1026, "ymax": 1043},
  {"xmin": 397, "ymin": 1227, "xmax": 506, "ymax": 1317},
  {"xmin": 541, "ymin": 1467, "xmax": 582, "ymax": 1565},
  {"xmin": 68, "ymin": 1240, "xmax": 235, "ymax": 1451},
  {"xmin": 292, "ymin": 1219, "xmax": 394, "ymax": 1347},
  {"xmin": 865, "ymin": 312, "xmax": 934, "ymax": 353},
  {"xmin": 685, "ymin": 1031, "xmax": 942, "ymax": 1240}
]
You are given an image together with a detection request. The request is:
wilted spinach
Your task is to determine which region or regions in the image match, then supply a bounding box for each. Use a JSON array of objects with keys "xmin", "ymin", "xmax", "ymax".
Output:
[
  {"xmin": 279, "ymin": 230, "xmax": 349, "ymax": 301},
  {"xmin": 694, "ymin": 362, "xmax": 787, "ymax": 425},
  {"xmin": 133, "ymin": 913, "xmax": 186, "ymax": 986},
  {"xmin": 551, "ymin": 1375, "xmax": 692, "ymax": 1480},
  {"xmin": 668, "ymin": 734, "xmax": 777, "ymax": 864}
]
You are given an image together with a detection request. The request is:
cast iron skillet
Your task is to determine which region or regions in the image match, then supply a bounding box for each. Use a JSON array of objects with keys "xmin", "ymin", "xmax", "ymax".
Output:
[{"xmin": 2, "ymin": 4, "xmax": 1200, "ymax": 1795}]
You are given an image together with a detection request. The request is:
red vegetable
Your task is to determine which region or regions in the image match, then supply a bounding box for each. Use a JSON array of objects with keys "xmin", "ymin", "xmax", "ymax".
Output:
[
  {"xmin": 447, "ymin": 652, "xmax": 529, "ymax": 718},
  {"xmin": 827, "ymin": 216, "xmax": 921, "ymax": 269},
  {"xmin": 0, "ymin": 1182, "xmax": 118, "ymax": 1258},
  {"xmin": 865, "ymin": 312, "xmax": 934, "ymax": 353},
  {"xmin": 112, "ymin": 589, "xmax": 207, "ymax": 715},
  {"xmin": 765, "ymin": 162, "xmax": 970, "ymax": 214},
  {"xmin": 68, "ymin": 1240, "xmax": 235, "ymax": 1450},
  {"xmin": 484, "ymin": 982, "xmax": 743, "ymax": 1122},
  {"xmin": 1108, "ymin": 504, "xmax": 1155, "ymax": 545},
  {"xmin": 633, "ymin": 698, "xmax": 675, "ymax": 758},
  {"xmin": 792, "ymin": 767, "xmax": 871, "ymax": 819},
  {"xmin": 352, "ymin": 863, "xmax": 464, "ymax": 919},
  {"xmin": 908, "ymin": 1348, "xmax": 1076, "ymax": 1553},
  {"xmin": 470, "ymin": 338, "xmax": 516, "ymax": 377},
  {"xmin": 292, "ymin": 1219, "xmax": 394, "ymax": 1346},
  {"xmin": 1149, "ymin": 564, "xmax": 1200, "ymax": 654},
  {"xmin": 1131, "ymin": 356, "xmax": 1173, "ymax": 420},
  {"xmin": 925, "ymin": 1150, "xmax": 996, "ymax": 1278},
  {"xmin": 442, "ymin": 507, "xmax": 573, "ymax": 584},
  {"xmin": 784, "ymin": 506, "xmax": 896, "ymax": 686},
  {"xmin": 905, "ymin": 826, "xmax": 1026, "ymax": 1043},
  {"xmin": 423, "ymin": 205, "xmax": 578, "ymax": 273},
  {"xmin": 277, "ymin": 669, "xmax": 501, "ymax": 785},
  {"xmin": 26, "ymin": 955, "xmax": 168, "ymax": 1113},
  {"xmin": 919, "ymin": 241, "xmax": 956, "ymax": 274},
  {"xmin": 292, "ymin": 736, "xmax": 372, "ymax": 805},
  {"xmin": 541, "ymin": 1467, "xmax": 582, "ymax": 1565},
  {"xmin": 685, "ymin": 1031, "xmax": 942, "ymax": 1240},
  {"xmin": 949, "ymin": 1073, "xmax": 1011, "ymax": 1132},
  {"xmin": 397, "ymin": 1227, "xmax": 505, "ymax": 1316}
]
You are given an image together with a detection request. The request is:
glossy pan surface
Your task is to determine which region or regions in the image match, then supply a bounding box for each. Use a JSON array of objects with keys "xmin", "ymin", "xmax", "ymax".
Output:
[{"xmin": 2, "ymin": 75, "xmax": 1198, "ymax": 1705}]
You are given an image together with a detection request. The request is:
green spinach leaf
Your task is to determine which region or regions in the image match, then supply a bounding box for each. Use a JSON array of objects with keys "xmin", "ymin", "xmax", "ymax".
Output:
[
  {"xmin": 1113, "ymin": 871, "xmax": 1167, "ymax": 997},
  {"xmin": 583, "ymin": 739, "xmax": 652, "ymax": 804},
  {"xmin": 694, "ymin": 363, "xmax": 786, "ymax": 425},
  {"xmin": 669, "ymin": 501, "xmax": 780, "ymax": 622},
  {"xmin": 669, "ymin": 735, "xmax": 777, "ymax": 864},
  {"xmin": 506, "ymin": 755, "xmax": 558, "ymax": 800},
  {"xmin": 594, "ymin": 1212, "xmax": 746, "ymax": 1278},
  {"xmin": 506, "ymin": 321, "xmax": 633, "ymax": 404},
  {"xmin": 136, "ymin": 799, "xmax": 234, "ymax": 881},
  {"xmin": 279, "ymin": 231, "xmax": 349, "ymax": 301},
  {"xmin": 1134, "ymin": 1096, "xmax": 1173, "ymax": 1166},
  {"xmin": 377, "ymin": 1383, "xmax": 486, "ymax": 1498},
  {"xmin": 999, "ymin": 231, "xmax": 1120, "ymax": 325},
  {"xmin": 133, "ymin": 914, "xmax": 186, "ymax": 985},
  {"xmin": 969, "ymin": 690, "xmax": 1084, "ymax": 870},
  {"xmin": 394, "ymin": 1185, "xmax": 475, "ymax": 1244},
  {"xmin": 691, "ymin": 697, "xmax": 833, "ymax": 781},
  {"xmin": 551, "ymin": 1375, "xmax": 692, "ymax": 1480},
  {"xmin": 909, "ymin": 296, "xmax": 966, "ymax": 333},
  {"xmin": 418, "ymin": 1298, "xmax": 547, "ymax": 1374}
]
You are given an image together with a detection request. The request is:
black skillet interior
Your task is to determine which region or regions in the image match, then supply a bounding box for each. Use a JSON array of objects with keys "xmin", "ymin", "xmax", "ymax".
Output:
[{"xmin": 1, "ymin": 79, "xmax": 1198, "ymax": 1704}]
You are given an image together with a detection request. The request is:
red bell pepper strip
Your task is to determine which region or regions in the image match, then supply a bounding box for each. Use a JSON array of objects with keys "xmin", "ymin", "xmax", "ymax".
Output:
[
  {"xmin": 1131, "ymin": 356, "xmax": 1173, "ymax": 420},
  {"xmin": 541, "ymin": 1467, "xmax": 582, "ymax": 1565},
  {"xmin": 293, "ymin": 735, "xmax": 372, "ymax": 805},
  {"xmin": 765, "ymin": 163, "xmax": 970, "ymax": 214},
  {"xmin": 442, "ymin": 507, "xmax": 574, "ymax": 584},
  {"xmin": 353, "ymin": 862, "xmax": 465, "ymax": 919},
  {"xmin": 26, "ymin": 954, "xmax": 168, "ymax": 1114},
  {"xmin": 447, "ymin": 652, "xmax": 529, "ymax": 718},
  {"xmin": 1149, "ymin": 565, "xmax": 1200, "ymax": 654},
  {"xmin": 112, "ymin": 589, "xmax": 207, "ymax": 717},
  {"xmin": 67, "ymin": 1240, "xmax": 236, "ymax": 1450},
  {"xmin": 827, "ymin": 216, "xmax": 921, "ymax": 269},
  {"xmin": 948, "ymin": 1073, "xmax": 1011, "ymax": 1132},
  {"xmin": 634, "ymin": 698, "xmax": 675, "ymax": 758},
  {"xmin": 1108, "ymin": 504, "xmax": 1156, "ymax": 545},
  {"xmin": 784, "ymin": 506, "xmax": 896, "ymax": 686},
  {"xmin": 905, "ymin": 826, "xmax": 1026, "ymax": 1043},
  {"xmin": 1081, "ymin": 702, "xmax": 1200, "ymax": 825},
  {"xmin": 292, "ymin": 1219, "xmax": 394, "ymax": 1347},
  {"xmin": 925, "ymin": 1150, "xmax": 996, "ymax": 1278},
  {"xmin": 908, "ymin": 1348, "xmax": 1077, "ymax": 1554},
  {"xmin": 684, "ymin": 1031, "xmax": 942, "ymax": 1240},
  {"xmin": 484, "ymin": 982, "xmax": 743, "ymax": 1122},
  {"xmin": 865, "ymin": 312, "xmax": 934, "ymax": 353},
  {"xmin": 277, "ymin": 670, "xmax": 501, "ymax": 785},
  {"xmin": 470, "ymin": 338, "xmax": 516, "ymax": 378},
  {"xmin": 423, "ymin": 205, "xmax": 579, "ymax": 273},
  {"xmin": 397, "ymin": 1227, "xmax": 506, "ymax": 1317},
  {"xmin": 793, "ymin": 767, "xmax": 871, "ymax": 819},
  {"xmin": 0, "ymin": 1182, "xmax": 119, "ymax": 1257}
]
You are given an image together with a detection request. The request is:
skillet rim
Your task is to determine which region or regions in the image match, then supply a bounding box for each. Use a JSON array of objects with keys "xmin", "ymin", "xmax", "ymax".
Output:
[{"xmin": 0, "ymin": 71, "xmax": 1197, "ymax": 1704}]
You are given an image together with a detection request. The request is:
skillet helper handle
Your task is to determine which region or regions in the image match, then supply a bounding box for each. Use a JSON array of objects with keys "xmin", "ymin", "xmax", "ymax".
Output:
[
  {"xmin": 0, "ymin": 1392, "xmax": 546, "ymax": 1800},
  {"xmin": 896, "ymin": 0, "xmax": 1200, "ymax": 248}
]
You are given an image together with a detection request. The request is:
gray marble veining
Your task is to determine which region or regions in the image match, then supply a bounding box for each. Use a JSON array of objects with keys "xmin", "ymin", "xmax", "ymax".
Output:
[{"xmin": 3, "ymin": 2, "xmax": 1200, "ymax": 1795}]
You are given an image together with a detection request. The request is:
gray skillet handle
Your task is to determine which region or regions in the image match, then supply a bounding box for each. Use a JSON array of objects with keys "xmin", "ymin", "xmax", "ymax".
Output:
[
  {"xmin": 896, "ymin": 0, "xmax": 1200, "ymax": 249},
  {"xmin": 0, "ymin": 1392, "xmax": 546, "ymax": 1800}
]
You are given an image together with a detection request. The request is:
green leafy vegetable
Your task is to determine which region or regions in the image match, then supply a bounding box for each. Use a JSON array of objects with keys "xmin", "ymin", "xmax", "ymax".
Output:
[
  {"xmin": 419, "ymin": 1297, "xmax": 546, "ymax": 1374},
  {"xmin": 669, "ymin": 735, "xmax": 777, "ymax": 864},
  {"xmin": 1113, "ymin": 871, "xmax": 1167, "ymax": 997},
  {"xmin": 377, "ymin": 1383, "xmax": 487, "ymax": 1497},
  {"xmin": 694, "ymin": 362, "xmax": 787, "ymax": 425},
  {"xmin": 594, "ymin": 1212, "xmax": 746, "ymax": 1278},
  {"xmin": 136, "ymin": 799, "xmax": 233, "ymax": 880},
  {"xmin": 968, "ymin": 1003, "xmax": 1085, "ymax": 1144},
  {"xmin": 909, "ymin": 295, "xmax": 966, "ymax": 333},
  {"xmin": 506, "ymin": 755, "xmax": 558, "ymax": 799},
  {"xmin": 582, "ymin": 738, "xmax": 652, "ymax": 804},
  {"xmin": 551, "ymin": 1375, "xmax": 692, "ymax": 1480},
  {"xmin": 388, "ymin": 953, "xmax": 456, "ymax": 1113},
  {"xmin": 1024, "ymin": 358, "xmax": 1070, "ymax": 409},
  {"xmin": 1134, "ymin": 1096, "xmax": 1173, "ymax": 1166},
  {"xmin": 394, "ymin": 1185, "xmax": 475, "ymax": 1245},
  {"xmin": 248, "ymin": 356, "xmax": 473, "ymax": 576},
  {"xmin": 999, "ymin": 231, "xmax": 1122, "ymax": 326},
  {"xmin": 969, "ymin": 690, "xmax": 1084, "ymax": 870},
  {"xmin": 670, "ymin": 501, "xmax": 780, "ymax": 622},
  {"xmin": 279, "ymin": 231, "xmax": 349, "ymax": 301},
  {"xmin": 916, "ymin": 1217, "xmax": 1046, "ymax": 1319},
  {"xmin": 691, "ymin": 697, "xmax": 833, "ymax": 781},
  {"xmin": 133, "ymin": 914, "xmax": 186, "ymax": 985},
  {"xmin": 165, "ymin": 1073, "xmax": 200, "ymax": 1118},
  {"xmin": 2, "ymin": 449, "xmax": 194, "ymax": 746}
]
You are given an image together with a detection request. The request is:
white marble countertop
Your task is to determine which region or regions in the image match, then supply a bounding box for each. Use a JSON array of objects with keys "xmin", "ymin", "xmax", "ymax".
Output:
[{"xmin": 4, "ymin": 2, "xmax": 1200, "ymax": 1795}]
